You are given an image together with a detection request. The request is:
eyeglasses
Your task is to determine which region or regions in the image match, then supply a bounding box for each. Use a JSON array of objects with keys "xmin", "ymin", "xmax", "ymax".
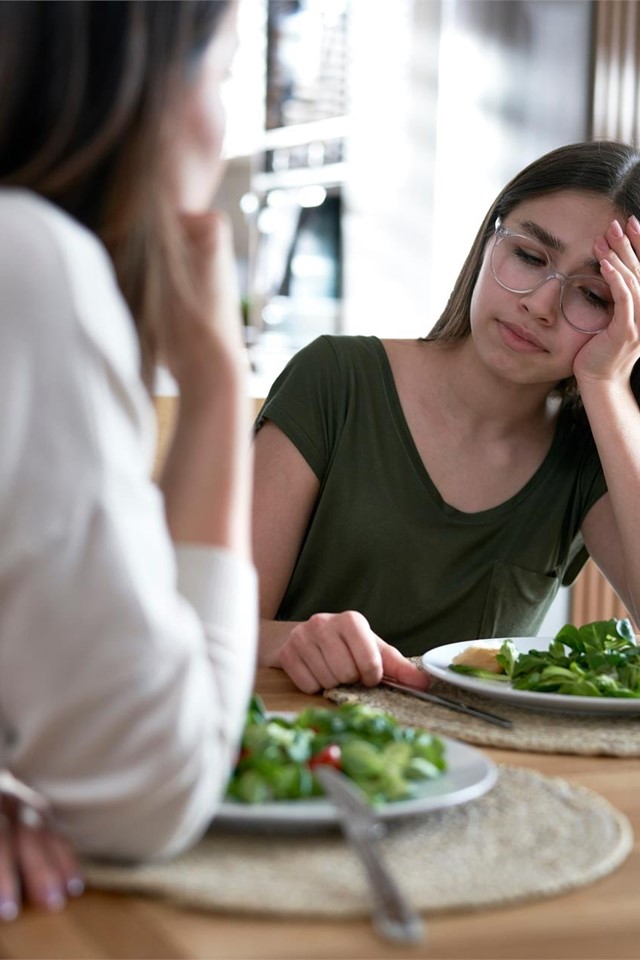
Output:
[{"xmin": 490, "ymin": 218, "xmax": 614, "ymax": 334}]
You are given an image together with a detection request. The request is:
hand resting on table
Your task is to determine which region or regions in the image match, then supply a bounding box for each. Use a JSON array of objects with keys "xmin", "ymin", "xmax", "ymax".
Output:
[
  {"xmin": 0, "ymin": 771, "xmax": 83, "ymax": 921},
  {"xmin": 278, "ymin": 610, "xmax": 431, "ymax": 695}
]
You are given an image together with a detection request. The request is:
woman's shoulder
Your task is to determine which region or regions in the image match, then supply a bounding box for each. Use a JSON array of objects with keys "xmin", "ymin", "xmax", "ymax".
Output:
[
  {"xmin": 0, "ymin": 188, "xmax": 104, "ymax": 258},
  {"xmin": 0, "ymin": 187, "xmax": 111, "ymax": 284},
  {"xmin": 0, "ymin": 188, "xmax": 138, "ymax": 369},
  {"xmin": 0, "ymin": 189, "xmax": 113, "ymax": 302}
]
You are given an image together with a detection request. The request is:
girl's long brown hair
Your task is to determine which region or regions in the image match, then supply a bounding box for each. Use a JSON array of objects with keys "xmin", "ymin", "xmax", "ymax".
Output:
[{"xmin": 426, "ymin": 140, "xmax": 640, "ymax": 421}]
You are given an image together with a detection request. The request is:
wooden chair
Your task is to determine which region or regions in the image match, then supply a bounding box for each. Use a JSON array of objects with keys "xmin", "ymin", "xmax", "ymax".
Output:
[
  {"xmin": 152, "ymin": 395, "xmax": 266, "ymax": 481},
  {"xmin": 571, "ymin": 560, "xmax": 635, "ymax": 628},
  {"xmin": 152, "ymin": 396, "xmax": 179, "ymax": 482}
]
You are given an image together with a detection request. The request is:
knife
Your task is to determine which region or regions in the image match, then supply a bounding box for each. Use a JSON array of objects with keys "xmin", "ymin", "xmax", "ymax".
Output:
[
  {"xmin": 314, "ymin": 765, "xmax": 425, "ymax": 944},
  {"xmin": 380, "ymin": 676, "xmax": 513, "ymax": 728}
]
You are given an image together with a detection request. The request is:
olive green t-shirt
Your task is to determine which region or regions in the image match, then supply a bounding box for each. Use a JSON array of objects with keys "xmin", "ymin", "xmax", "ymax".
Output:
[{"xmin": 257, "ymin": 335, "xmax": 607, "ymax": 656}]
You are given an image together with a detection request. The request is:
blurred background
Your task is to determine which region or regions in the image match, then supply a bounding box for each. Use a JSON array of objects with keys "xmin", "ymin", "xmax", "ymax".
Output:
[
  {"xmin": 217, "ymin": 0, "xmax": 635, "ymax": 390},
  {"xmin": 183, "ymin": 0, "xmax": 639, "ymax": 634}
]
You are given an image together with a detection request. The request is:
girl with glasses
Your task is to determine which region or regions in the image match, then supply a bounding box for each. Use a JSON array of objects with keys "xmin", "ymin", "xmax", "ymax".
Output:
[
  {"xmin": 253, "ymin": 140, "xmax": 640, "ymax": 694},
  {"xmin": 0, "ymin": 0, "xmax": 256, "ymax": 916}
]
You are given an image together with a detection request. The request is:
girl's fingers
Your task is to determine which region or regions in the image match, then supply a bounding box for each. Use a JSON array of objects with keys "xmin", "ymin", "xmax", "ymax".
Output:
[
  {"xmin": 378, "ymin": 641, "xmax": 431, "ymax": 689},
  {"xmin": 600, "ymin": 257, "xmax": 627, "ymax": 287},
  {"xmin": 596, "ymin": 241, "xmax": 638, "ymax": 334},
  {"xmin": 599, "ymin": 258, "xmax": 635, "ymax": 329},
  {"xmin": 625, "ymin": 214, "xmax": 640, "ymax": 254},
  {"xmin": 281, "ymin": 631, "xmax": 340, "ymax": 692},
  {"xmin": 602, "ymin": 219, "xmax": 640, "ymax": 287}
]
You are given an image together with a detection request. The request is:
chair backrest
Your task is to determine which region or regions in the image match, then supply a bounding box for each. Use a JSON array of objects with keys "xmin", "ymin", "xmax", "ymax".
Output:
[
  {"xmin": 152, "ymin": 396, "xmax": 179, "ymax": 482},
  {"xmin": 152, "ymin": 394, "xmax": 266, "ymax": 482}
]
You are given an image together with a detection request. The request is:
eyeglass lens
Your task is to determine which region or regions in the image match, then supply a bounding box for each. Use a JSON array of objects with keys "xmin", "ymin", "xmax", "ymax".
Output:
[{"xmin": 491, "ymin": 232, "xmax": 614, "ymax": 332}]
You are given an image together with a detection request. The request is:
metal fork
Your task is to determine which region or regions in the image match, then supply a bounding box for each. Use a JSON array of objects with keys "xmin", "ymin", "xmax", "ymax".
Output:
[{"xmin": 315, "ymin": 765, "xmax": 425, "ymax": 944}]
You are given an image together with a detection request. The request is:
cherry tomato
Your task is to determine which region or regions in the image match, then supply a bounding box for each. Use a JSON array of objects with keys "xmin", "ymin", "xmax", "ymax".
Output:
[{"xmin": 309, "ymin": 744, "xmax": 342, "ymax": 770}]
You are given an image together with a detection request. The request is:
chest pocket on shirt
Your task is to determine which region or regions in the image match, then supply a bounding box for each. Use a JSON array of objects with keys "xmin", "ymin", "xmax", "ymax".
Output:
[{"xmin": 479, "ymin": 560, "xmax": 559, "ymax": 638}]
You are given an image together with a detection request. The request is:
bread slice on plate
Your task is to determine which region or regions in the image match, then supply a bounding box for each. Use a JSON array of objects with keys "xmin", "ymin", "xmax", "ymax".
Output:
[{"xmin": 451, "ymin": 642, "xmax": 505, "ymax": 674}]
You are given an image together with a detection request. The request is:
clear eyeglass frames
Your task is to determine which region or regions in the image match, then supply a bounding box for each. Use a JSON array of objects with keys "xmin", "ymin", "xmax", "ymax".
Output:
[{"xmin": 490, "ymin": 218, "xmax": 613, "ymax": 334}]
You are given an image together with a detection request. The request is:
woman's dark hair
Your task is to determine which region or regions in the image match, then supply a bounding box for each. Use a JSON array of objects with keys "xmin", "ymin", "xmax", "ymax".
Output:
[
  {"xmin": 427, "ymin": 140, "xmax": 640, "ymax": 420},
  {"xmin": 0, "ymin": 0, "xmax": 230, "ymax": 386}
]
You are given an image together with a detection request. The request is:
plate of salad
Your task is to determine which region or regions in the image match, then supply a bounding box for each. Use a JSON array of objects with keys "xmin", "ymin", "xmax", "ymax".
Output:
[
  {"xmin": 422, "ymin": 618, "xmax": 640, "ymax": 715},
  {"xmin": 218, "ymin": 697, "xmax": 497, "ymax": 829}
]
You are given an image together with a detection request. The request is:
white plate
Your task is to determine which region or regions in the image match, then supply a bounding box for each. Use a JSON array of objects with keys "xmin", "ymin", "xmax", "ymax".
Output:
[
  {"xmin": 217, "ymin": 734, "xmax": 497, "ymax": 830},
  {"xmin": 422, "ymin": 636, "xmax": 640, "ymax": 715}
]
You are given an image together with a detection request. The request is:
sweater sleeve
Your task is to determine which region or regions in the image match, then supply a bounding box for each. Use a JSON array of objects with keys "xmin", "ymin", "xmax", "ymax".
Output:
[{"xmin": 0, "ymin": 191, "xmax": 257, "ymax": 861}]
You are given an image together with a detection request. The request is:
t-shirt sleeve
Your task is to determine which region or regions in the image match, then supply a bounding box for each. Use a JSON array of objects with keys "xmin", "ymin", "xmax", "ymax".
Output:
[{"xmin": 255, "ymin": 335, "xmax": 345, "ymax": 480}]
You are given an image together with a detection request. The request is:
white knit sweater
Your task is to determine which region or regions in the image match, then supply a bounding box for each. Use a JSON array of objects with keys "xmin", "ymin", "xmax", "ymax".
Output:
[{"xmin": 0, "ymin": 189, "xmax": 257, "ymax": 861}]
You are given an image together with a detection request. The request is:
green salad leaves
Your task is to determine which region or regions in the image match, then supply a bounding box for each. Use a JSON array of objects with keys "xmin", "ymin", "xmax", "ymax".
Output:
[
  {"xmin": 450, "ymin": 618, "xmax": 640, "ymax": 698},
  {"xmin": 225, "ymin": 696, "xmax": 447, "ymax": 805}
]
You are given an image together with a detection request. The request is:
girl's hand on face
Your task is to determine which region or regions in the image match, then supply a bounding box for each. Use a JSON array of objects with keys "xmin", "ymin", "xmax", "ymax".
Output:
[
  {"xmin": 278, "ymin": 611, "xmax": 431, "ymax": 695},
  {"xmin": 573, "ymin": 217, "xmax": 640, "ymax": 386},
  {"xmin": 162, "ymin": 211, "xmax": 247, "ymax": 399}
]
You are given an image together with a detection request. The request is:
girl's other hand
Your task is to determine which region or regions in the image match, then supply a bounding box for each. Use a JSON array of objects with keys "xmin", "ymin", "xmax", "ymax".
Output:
[
  {"xmin": 0, "ymin": 772, "xmax": 83, "ymax": 921},
  {"xmin": 277, "ymin": 610, "xmax": 431, "ymax": 694},
  {"xmin": 574, "ymin": 217, "xmax": 640, "ymax": 384}
]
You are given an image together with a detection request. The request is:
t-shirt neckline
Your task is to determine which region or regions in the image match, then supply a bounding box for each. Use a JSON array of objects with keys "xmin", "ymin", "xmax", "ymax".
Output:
[{"xmin": 371, "ymin": 336, "xmax": 566, "ymax": 524}]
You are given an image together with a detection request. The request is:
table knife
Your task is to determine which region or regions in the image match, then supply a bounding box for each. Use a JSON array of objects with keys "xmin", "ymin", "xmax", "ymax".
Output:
[
  {"xmin": 314, "ymin": 765, "xmax": 425, "ymax": 944},
  {"xmin": 380, "ymin": 676, "xmax": 513, "ymax": 728}
]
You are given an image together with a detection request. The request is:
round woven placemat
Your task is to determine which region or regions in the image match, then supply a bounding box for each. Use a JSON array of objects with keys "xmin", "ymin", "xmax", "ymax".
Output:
[
  {"xmin": 84, "ymin": 766, "xmax": 632, "ymax": 918},
  {"xmin": 324, "ymin": 668, "xmax": 640, "ymax": 756}
]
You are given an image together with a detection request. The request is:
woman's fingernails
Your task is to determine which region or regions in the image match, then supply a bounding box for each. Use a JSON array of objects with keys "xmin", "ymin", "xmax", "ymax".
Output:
[
  {"xmin": 629, "ymin": 214, "xmax": 640, "ymax": 233},
  {"xmin": 66, "ymin": 877, "xmax": 85, "ymax": 897},
  {"xmin": 595, "ymin": 235, "xmax": 609, "ymax": 254},
  {"xmin": 44, "ymin": 890, "xmax": 65, "ymax": 912},
  {"xmin": 611, "ymin": 219, "xmax": 624, "ymax": 238},
  {"xmin": 0, "ymin": 899, "xmax": 19, "ymax": 922}
]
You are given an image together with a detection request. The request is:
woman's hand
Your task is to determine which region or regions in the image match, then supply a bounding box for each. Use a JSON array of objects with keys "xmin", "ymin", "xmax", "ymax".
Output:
[
  {"xmin": 161, "ymin": 210, "xmax": 247, "ymax": 400},
  {"xmin": 0, "ymin": 772, "xmax": 83, "ymax": 921},
  {"xmin": 158, "ymin": 209, "xmax": 253, "ymax": 552},
  {"xmin": 573, "ymin": 217, "xmax": 640, "ymax": 385},
  {"xmin": 277, "ymin": 610, "xmax": 431, "ymax": 694}
]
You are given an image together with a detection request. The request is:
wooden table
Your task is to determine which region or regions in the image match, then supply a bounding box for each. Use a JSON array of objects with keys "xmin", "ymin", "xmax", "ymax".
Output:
[{"xmin": 1, "ymin": 666, "xmax": 639, "ymax": 960}]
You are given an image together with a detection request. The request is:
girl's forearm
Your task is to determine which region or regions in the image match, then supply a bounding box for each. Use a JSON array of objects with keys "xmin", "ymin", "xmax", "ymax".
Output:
[{"xmin": 580, "ymin": 377, "xmax": 640, "ymax": 614}]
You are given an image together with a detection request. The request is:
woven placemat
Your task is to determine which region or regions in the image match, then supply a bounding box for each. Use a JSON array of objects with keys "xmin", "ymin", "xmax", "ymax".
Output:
[
  {"xmin": 324, "ymin": 668, "xmax": 640, "ymax": 756},
  {"xmin": 84, "ymin": 766, "xmax": 632, "ymax": 918}
]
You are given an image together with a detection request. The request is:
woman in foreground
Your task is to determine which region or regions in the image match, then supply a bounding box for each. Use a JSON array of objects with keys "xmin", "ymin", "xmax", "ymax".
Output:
[
  {"xmin": 0, "ymin": 0, "xmax": 255, "ymax": 916},
  {"xmin": 254, "ymin": 140, "xmax": 640, "ymax": 694}
]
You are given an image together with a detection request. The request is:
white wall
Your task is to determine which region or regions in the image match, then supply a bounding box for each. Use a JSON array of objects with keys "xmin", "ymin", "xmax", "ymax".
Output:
[
  {"xmin": 427, "ymin": 0, "xmax": 592, "ymax": 325},
  {"xmin": 343, "ymin": 0, "xmax": 440, "ymax": 338}
]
